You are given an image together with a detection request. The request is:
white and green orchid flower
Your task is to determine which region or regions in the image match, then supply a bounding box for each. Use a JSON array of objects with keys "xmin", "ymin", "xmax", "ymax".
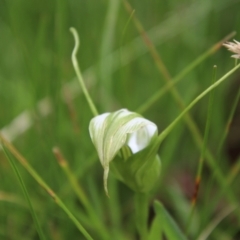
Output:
[{"xmin": 89, "ymin": 109, "xmax": 161, "ymax": 196}]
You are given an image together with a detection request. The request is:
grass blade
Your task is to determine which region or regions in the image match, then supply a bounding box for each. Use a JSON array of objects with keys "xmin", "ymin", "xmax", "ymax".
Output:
[
  {"xmin": 53, "ymin": 147, "xmax": 110, "ymax": 240},
  {"xmin": 197, "ymin": 206, "xmax": 237, "ymax": 240},
  {"xmin": 0, "ymin": 134, "xmax": 94, "ymax": 240},
  {"xmin": 186, "ymin": 66, "xmax": 217, "ymax": 233},
  {"xmin": 148, "ymin": 211, "xmax": 163, "ymax": 240},
  {"xmin": 153, "ymin": 201, "xmax": 187, "ymax": 240},
  {"xmin": 2, "ymin": 146, "xmax": 46, "ymax": 240},
  {"xmin": 123, "ymin": 1, "xmax": 238, "ymax": 210}
]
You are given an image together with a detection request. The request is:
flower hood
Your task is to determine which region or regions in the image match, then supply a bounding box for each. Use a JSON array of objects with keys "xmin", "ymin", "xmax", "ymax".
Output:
[{"xmin": 89, "ymin": 109, "xmax": 158, "ymax": 195}]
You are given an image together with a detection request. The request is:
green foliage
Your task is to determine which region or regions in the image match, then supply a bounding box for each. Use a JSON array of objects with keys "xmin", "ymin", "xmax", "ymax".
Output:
[
  {"xmin": 151, "ymin": 201, "xmax": 187, "ymax": 240},
  {"xmin": 1, "ymin": 0, "xmax": 240, "ymax": 239}
]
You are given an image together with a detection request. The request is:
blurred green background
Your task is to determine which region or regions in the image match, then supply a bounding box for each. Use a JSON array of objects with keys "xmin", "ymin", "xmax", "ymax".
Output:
[{"xmin": 0, "ymin": 0, "xmax": 240, "ymax": 239}]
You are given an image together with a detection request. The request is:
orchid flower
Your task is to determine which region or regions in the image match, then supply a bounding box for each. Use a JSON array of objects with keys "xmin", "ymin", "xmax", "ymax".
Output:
[{"xmin": 89, "ymin": 109, "xmax": 160, "ymax": 195}]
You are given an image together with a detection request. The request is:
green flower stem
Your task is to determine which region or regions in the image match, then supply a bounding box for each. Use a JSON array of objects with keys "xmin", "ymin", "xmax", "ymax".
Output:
[
  {"xmin": 134, "ymin": 192, "xmax": 149, "ymax": 240},
  {"xmin": 150, "ymin": 63, "xmax": 240, "ymax": 155},
  {"xmin": 70, "ymin": 27, "xmax": 98, "ymax": 117},
  {"xmin": 0, "ymin": 134, "xmax": 94, "ymax": 240}
]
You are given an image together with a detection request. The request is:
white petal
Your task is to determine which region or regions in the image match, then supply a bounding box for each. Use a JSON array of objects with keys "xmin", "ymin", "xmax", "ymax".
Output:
[
  {"xmin": 127, "ymin": 122, "xmax": 157, "ymax": 153},
  {"xmin": 89, "ymin": 112, "xmax": 110, "ymax": 166}
]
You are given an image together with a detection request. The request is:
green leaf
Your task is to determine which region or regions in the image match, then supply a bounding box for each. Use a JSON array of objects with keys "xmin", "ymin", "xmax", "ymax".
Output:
[
  {"xmin": 152, "ymin": 201, "xmax": 188, "ymax": 240},
  {"xmin": 148, "ymin": 213, "xmax": 163, "ymax": 240}
]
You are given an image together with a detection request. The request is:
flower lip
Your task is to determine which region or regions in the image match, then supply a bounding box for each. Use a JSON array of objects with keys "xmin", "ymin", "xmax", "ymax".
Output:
[{"xmin": 127, "ymin": 123, "xmax": 157, "ymax": 154}]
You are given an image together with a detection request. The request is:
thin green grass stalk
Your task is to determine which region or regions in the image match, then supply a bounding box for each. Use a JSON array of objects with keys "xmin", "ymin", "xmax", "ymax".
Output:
[
  {"xmin": 86, "ymin": 176, "xmax": 105, "ymax": 224},
  {"xmin": 202, "ymin": 156, "xmax": 240, "ymax": 228},
  {"xmin": 134, "ymin": 192, "xmax": 149, "ymax": 240},
  {"xmin": 149, "ymin": 64, "xmax": 240, "ymax": 223},
  {"xmin": 99, "ymin": 0, "xmax": 120, "ymax": 109},
  {"xmin": 216, "ymin": 59, "xmax": 239, "ymax": 157},
  {"xmin": 123, "ymin": 0, "xmax": 235, "ymax": 184},
  {"xmin": 149, "ymin": 65, "xmax": 240, "ymax": 219},
  {"xmin": 186, "ymin": 66, "xmax": 217, "ymax": 234},
  {"xmin": 124, "ymin": 0, "xmax": 237, "ymax": 201},
  {"xmin": 119, "ymin": 7, "xmax": 135, "ymax": 91},
  {"xmin": 125, "ymin": 0, "xmax": 236, "ymax": 198},
  {"xmin": 53, "ymin": 147, "xmax": 110, "ymax": 240},
  {"xmin": 126, "ymin": 0, "xmax": 237, "ymax": 206},
  {"xmin": 70, "ymin": 27, "xmax": 98, "ymax": 117},
  {"xmin": 120, "ymin": 8, "xmax": 135, "ymax": 49},
  {"xmin": 208, "ymin": 82, "xmax": 240, "ymax": 185},
  {"xmin": 53, "ymin": 147, "xmax": 89, "ymax": 208},
  {"xmin": 55, "ymin": 0, "xmax": 67, "ymax": 73},
  {"xmin": 203, "ymin": 62, "xmax": 240, "ymax": 223},
  {"xmin": 2, "ymin": 146, "xmax": 46, "ymax": 240},
  {"xmin": 122, "ymin": 0, "xmax": 171, "ymax": 81},
  {"xmin": 227, "ymin": 156, "xmax": 240, "ymax": 184},
  {"xmin": 217, "ymin": 83, "xmax": 240, "ymax": 157},
  {"xmin": 197, "ymin": 205, "xmax": 237, "ymax": 240},
  {"xmin": 132, "ymin": 35, "xmax": 236, "ymax": 113},
  {"xmin": 148, "ymin": 63, "xmax": 240, "ymax": 157},
  {"xmin": 0, "ymin": 134, "xmax": 94, "ymax": 240},
  {"xmin": 126, "ymin": 5, "xmax": 238, "ymax": 205}
]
